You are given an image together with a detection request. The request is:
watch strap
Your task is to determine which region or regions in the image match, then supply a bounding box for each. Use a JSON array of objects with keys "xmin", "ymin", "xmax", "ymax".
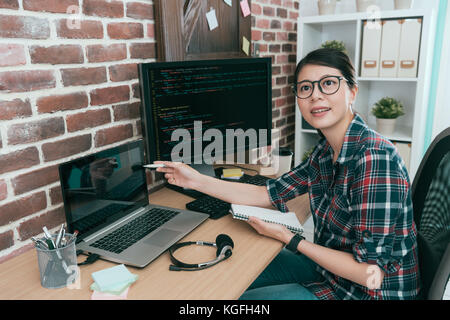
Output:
[{"xmin": 285, "ymin": 233, "xmax": 304, "ymax": 253}]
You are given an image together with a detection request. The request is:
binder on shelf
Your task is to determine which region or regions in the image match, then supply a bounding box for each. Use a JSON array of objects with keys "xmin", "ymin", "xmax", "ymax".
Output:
[
  {"xmin": 379, "ymin": 20, "xmax": 402, "ymax": 78},
  {"xmin": 397, "ymin": 18, "xmax": 422, "ymax": 78},
  {"xmin": 360, "ymin": 20, "xmax": 382, "ymax": 77}
]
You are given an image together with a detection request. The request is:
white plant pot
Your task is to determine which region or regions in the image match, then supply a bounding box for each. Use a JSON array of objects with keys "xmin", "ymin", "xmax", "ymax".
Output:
[
  {"xmin": 394, "ymin": 0, "xmax": 413, "ymax": 9},
  {"xmin": 356, "ymin": 0, "xmax": 377, "ymax": 12},
  {"xmin": 318, "ymin": 0, "xmax": 337, "ymax": 15},
  {"xmin": 376, "ymin": 118, "xmax": 397, "ymax": 136}
]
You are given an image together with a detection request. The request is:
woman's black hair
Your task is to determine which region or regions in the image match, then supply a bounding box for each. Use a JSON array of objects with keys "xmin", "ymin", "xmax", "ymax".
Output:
[{"xmin": 294, "ymin": 48, "xmax": 357, "ymax": 88}]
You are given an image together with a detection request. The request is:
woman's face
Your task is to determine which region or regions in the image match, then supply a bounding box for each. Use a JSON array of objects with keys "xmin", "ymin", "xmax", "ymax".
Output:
[{"xmin": 296, "ymin": 64, "xmax": 357, "ymax": 134}]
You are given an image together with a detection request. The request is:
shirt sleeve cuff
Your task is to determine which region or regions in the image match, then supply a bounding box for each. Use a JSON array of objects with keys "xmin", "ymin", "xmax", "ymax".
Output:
[
  {"xmin": 266, "ymin": 178, "xmax": 289, "ymax": 213},
  {"xmin": 352, "ymin": 230, "xmax": 402, "ymax": 274}
]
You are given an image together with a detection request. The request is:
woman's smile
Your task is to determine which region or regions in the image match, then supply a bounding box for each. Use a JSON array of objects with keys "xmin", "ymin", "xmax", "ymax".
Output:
[{"xmin": 311, "ymin": 106, "xmax": 331, "ymax": 117}]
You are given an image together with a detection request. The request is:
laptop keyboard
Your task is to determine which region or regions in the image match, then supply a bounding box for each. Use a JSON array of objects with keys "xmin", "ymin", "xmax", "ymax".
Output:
[
  {"xmin": 90, "ymin": 208, "xmax": 179, "ymax": 254},
  {"xmin": 73, "ymin": 203, "xmax": 133, "ymax": 234}
]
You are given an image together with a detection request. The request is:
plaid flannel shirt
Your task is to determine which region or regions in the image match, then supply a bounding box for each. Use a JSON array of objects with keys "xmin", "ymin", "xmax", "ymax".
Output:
[{"xmin": 267, "ymin": 114, "xmax": 420, "ymax": 300}]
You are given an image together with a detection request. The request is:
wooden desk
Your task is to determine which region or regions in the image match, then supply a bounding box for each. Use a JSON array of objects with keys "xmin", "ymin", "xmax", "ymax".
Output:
[{"xmin": 0, "ymin": 180, "xmax": 310, "ymax": 300}]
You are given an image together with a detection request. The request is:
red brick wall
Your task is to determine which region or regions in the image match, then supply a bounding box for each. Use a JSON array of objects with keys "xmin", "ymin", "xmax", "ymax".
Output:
[
  {"xmin": 252, "ymin": 0, "xmax": 298, "ymax": 148},
  {"xmin": 0, "ymin": 0, "xmax": 298, "ymax": 262},
  {"xmin": 0, "ymin": 0, "xmax": 155, "ymax": 262}
]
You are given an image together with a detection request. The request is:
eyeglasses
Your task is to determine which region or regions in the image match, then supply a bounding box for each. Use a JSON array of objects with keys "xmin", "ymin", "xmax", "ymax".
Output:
[{"xmin": 292, "ymin": 75, "xmax": 347, "ymax": 99}]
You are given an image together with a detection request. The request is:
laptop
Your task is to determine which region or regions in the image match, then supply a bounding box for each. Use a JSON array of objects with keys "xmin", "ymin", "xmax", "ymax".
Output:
[{"xmin": 58, "ymin": 139, "xmax": 208, "ymax": 268}]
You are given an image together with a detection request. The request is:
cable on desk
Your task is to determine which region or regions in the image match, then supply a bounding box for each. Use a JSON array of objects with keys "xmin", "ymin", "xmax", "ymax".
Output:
[{"xmin": 77, "ymin": 251, "xmax": 100, "ymax": 266}]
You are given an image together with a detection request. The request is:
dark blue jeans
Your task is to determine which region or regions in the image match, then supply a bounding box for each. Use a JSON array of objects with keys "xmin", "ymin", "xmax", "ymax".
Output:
[{"xmin": 239, "ymin": 248, "xmax": 321, "ymax": 300}]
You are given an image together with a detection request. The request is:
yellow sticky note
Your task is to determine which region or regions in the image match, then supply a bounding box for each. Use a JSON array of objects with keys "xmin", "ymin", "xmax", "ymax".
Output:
[
  {"xmin": 223, "ymin": 169, "xmax": 243, "ymax": 178},
  {"xmin": 242, "ymin": 36, "xmax": 250, "ymax": 56}
]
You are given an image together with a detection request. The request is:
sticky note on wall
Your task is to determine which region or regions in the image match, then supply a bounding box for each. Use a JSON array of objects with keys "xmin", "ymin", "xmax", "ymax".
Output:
[
  {"xmin": 242, "ymin": 36, "xmax": 250, "ymax": 55},
  {"xmin": 206, "ymin": 8, "xmax": 218, "ymax": 31},
  {"xmin": 224, "ymin": 0, "xmax": 232, "ymax": 7},
  {"xmin": 240, "ymin": 0, "xmax": 251, "ymax": 17}
]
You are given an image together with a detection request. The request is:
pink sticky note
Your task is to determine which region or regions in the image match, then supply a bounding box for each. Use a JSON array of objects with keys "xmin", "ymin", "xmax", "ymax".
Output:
[
  {"xmin": 240, "ymin": 0, "xmax": 251, "ymax": 17},
  {"xmin": 91, "ymin": 287, "xmax": 129, "ymax": 300}
]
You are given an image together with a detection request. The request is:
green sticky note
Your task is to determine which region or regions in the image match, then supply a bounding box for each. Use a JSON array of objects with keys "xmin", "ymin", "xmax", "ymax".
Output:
[
  {"xmin": 242, "ymin": 36, "xmax": 250, "ymax": 56},
  {"xmin": 90, "ymin": 276, "xmax": 137, "ymax": 295},
  {"xmin": 91, "ymin": 264, "xmax": 138, "ymax": 292}
]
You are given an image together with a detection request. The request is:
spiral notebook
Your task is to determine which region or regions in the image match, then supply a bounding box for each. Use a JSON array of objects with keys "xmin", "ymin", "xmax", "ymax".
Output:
[{"xmin": 231, "ymin": 204, "xmax": 303, "ymax": 234}]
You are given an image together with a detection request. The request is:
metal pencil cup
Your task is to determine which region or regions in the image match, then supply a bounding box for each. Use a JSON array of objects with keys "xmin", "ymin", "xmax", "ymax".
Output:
[{"xmin": 35, "ymin": 233, "xmax": 78, "ymax": 289}]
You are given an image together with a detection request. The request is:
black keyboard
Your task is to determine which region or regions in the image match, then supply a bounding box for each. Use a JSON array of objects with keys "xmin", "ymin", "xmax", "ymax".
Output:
[
  {"xmin": 236, "ymin": 174, "xmax": 271, "ymax": 186},
  {"xmin": 185, "ymin": 174, "xmax": 271, "ymax": 219},
  {"xmin": 186, "ymin": 196, "xmax": 231, "ymax": 220},
  {"xmin": 90, "ymin": 208, "xmax": 179, "ymax": 254}
]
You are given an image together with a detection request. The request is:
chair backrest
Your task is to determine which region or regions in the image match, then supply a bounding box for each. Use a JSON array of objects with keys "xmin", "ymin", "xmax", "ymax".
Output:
[
  {"xmin": 428, "ymin": 244, "xmax": 450, "ymax": 300},
  {"xmin": 411, "ymin": 127, "xmax": 450, "ymax": 300}
]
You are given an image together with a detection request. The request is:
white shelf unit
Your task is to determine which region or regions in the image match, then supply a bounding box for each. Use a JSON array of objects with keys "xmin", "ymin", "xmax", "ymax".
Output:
[{"xmin": 294, "ymin": 9, "xmax": 437, "ymax": 179}]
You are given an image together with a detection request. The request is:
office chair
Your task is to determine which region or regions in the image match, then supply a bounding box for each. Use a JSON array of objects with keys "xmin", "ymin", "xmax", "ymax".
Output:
[{"xmin": 411, "ymin": 126, "xmax": 450, "ymax": 300}]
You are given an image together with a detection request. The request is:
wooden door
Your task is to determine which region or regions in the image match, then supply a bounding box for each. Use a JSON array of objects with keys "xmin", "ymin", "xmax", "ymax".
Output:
[{"xmin": 154, "ymin": 0, "xmax": 252, "ymax": 61}]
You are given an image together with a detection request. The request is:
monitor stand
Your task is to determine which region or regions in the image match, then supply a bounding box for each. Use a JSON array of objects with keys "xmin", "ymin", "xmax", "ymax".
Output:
[{"xmin": 165, "ymin": 163, "xmax": 217, "ymax": 199}]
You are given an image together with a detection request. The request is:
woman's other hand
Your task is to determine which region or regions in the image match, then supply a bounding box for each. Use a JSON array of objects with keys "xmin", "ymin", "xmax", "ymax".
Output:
[{"xmin": 247, "ymin": 216, "xmax": 294, "ymax": 245}]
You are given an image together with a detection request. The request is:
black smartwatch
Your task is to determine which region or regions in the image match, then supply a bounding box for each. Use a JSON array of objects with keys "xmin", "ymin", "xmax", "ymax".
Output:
[{"xmin": 285, "ymin": 233, "xmax": 305, "ymax": 253}]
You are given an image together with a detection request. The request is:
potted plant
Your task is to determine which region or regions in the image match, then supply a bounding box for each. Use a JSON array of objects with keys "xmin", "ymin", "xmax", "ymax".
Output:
[
  {"xmin": 371, "ymin": 97, "xmax": 405, "ymax": 136},
  {"xmin": 302, "ymin": 146, "xmax": 315, "ymax": 162},
  {"xmin": 321, "ymin": 40, "xmax": 347, "ymax": 54},
  {"xmin": 318, "ymin": 0, "xmax": 338, "ymax": 15}
]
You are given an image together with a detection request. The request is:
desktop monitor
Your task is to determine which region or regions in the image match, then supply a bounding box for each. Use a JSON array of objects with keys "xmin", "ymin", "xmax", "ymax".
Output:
[{"xmin": 137, "ymin": 57, "xmax": 272, "ymax": 175}]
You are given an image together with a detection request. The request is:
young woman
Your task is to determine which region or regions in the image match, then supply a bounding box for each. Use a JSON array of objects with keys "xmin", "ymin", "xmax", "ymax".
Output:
[{"xmin": 156, "ymin": 48, "xmax": 420, "ymax": 300}]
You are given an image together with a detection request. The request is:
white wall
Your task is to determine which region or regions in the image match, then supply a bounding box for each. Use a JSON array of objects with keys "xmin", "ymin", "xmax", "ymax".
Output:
[{"xmin": 432, "ymin": 3, "xmax": 450, "ymax": 140}]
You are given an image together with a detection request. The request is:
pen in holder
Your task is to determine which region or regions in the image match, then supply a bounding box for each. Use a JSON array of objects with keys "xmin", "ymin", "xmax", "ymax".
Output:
[{"xmin": 34, "ymin": 232, "xmax": 78, "ymax": 289}]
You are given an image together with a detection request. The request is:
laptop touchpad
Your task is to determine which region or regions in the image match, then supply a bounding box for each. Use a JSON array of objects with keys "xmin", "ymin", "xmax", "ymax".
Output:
[{"xmin": 144, "ymin": 229, "xmax": 181, "ymax": 247}]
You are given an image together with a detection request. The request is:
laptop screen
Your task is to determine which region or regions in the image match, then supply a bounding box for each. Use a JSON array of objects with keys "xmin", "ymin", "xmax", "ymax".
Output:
[{"xmin": 59, "ymin": 140, "xmax": 149, "ymax": 238}]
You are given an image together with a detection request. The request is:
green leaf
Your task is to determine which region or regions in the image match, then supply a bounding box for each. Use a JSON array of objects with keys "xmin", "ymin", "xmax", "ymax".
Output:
[{"xmin": 371, "ymin": 97, "xmax": 405, "ymax": 119}]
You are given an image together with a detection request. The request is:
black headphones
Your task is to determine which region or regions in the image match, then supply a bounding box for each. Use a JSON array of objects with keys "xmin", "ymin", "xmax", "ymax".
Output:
[{"xmin": 168, "ymin": 234, "xmax": 234, "ymax": 271}]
